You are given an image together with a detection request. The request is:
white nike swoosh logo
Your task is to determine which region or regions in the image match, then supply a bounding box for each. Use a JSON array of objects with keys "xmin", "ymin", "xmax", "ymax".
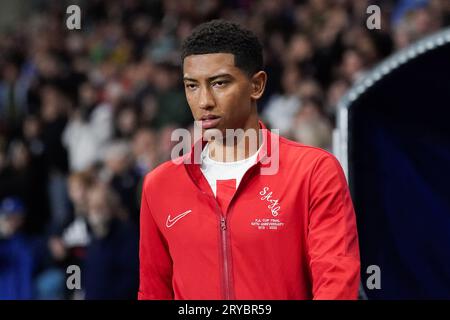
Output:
[{"xmin": 166, "ymin": 210, "xmax": 192, "ymax": 228}]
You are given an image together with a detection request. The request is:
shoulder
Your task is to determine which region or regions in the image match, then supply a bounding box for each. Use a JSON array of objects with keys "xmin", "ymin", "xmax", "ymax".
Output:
[
  {"xmin": 142, "ymin": 157, "xmax": 185, "ymax": 192},
  {"xmin": 278, "ymin": 135, "xmax": 337, "ymax": 163},
  {"xmin": 273, "ymin": 135, "xmax": 345, "ymax": 180}
]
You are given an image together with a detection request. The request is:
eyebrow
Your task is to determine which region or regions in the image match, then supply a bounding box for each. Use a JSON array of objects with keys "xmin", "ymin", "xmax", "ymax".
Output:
[{"xmin": 183, "ymin": 73, "xmax": 234, "ymax": 82}]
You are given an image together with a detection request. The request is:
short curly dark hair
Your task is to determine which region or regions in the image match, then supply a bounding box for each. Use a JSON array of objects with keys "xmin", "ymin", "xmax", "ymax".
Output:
[{"xmin": 181, "ymin": 19, "xmax": 263, "ymax": 77}]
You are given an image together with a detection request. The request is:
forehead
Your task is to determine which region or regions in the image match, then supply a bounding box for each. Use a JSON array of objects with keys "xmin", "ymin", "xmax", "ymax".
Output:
[{"xmin": 183, "ymin": 53, "xmax": 241, "ymax": 79}]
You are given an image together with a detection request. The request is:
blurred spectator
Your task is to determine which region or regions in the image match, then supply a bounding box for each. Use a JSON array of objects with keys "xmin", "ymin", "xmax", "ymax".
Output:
[
  {"xmin": 291, "ymin": 98, "xmax": 333, "ymax": 151},
  {"xmin": 39, "ymin": 85, "xmax": 70, "ymax": 232},
  {"xmin": 158, "ymin": 123, "xmax": 181, "ymax": 162},
  {"xmin": 132, "ymin": 127, "xmax": 159, "ymax": 177},
  {"xmin": 325, "ymin": 78, "xmax": 350, "ymax": 122},
  {"xmin": 0, "ymin": 60, "xmax": 29, "ymax": 137},
  {"xmin": 262, "ymin": 65, "xmax": 302, "ymax": 135},
  {"xmin": 34, "ymin": 171, "xmax": 95, "ymax": 300},
  {"xmin": 338, "ymin": 48, "xmax": 367, "ymax": 83},
  {"xmin": 298, "ymin": 78, "xmax": 323, "ymax": 102},
  {"xmin": 37, "ymin": 171, "xmax": 95, "ymax": 300},
  {"xmin": 62, "ymin": 82, "xmax": 113, "ymax": 172},
  {"xmin": 0, "ymin": 139, "xmax": 49, "ymax": 235},
  {"xmin": 100, "ymin": 140, "xmax": 140, "ymax": 222},
  {"xmin": 150, "ymin": 62, "xmax": 193, "ymax": 129},
  {"xmin": 0, "ymin": 197, "xmax": 34, "ymax": 299},
  {"xmin": 82, "ymin": 183, "xmax": 139, "ymax": 300},
  {"xmin": 49, "ymin": 171, "xmax": 95, "ymax": 267},
  {"xmin": 393, "ymin": 1, "xmax": 443, "ymax": 49},
  {"xmin": 114, "ymin": 105, "xmax": 139, "ymax": 139}
]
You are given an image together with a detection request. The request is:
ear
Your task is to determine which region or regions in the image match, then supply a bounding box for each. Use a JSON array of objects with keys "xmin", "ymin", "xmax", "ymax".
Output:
[{"xmin": 250, "ymin": 71, "xmax": 267, "ymax": 100}]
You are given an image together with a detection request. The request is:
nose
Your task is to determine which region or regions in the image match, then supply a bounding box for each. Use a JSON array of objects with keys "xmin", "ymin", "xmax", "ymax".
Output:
[{"xmin": 198, "ymin": 86, "xmax": 215, "ymax": 110}]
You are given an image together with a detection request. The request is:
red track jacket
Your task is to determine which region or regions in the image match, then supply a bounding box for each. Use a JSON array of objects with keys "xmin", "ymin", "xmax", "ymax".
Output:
[{"xmin": 138, "ymin": 121, "xmax": 360, "ymax": 300}]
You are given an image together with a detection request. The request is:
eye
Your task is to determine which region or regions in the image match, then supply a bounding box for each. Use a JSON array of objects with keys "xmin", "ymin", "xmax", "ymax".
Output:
[
  {"xmin": 185, "ymin": 83, "xmax": 198, "ymax": 90},
  {"xmin": 212, "ymin": 81, "xmax": 228, "ymax": 88}
]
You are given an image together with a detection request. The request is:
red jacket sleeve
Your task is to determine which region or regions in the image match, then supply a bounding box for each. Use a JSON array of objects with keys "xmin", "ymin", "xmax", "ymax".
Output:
[
  {"xmin": 307, "ymin": 153, "xmax": 360, "ymax": 300},
  {"xmin": 138, "ymin": 177, "xmax": 174, "ymax": 300}
]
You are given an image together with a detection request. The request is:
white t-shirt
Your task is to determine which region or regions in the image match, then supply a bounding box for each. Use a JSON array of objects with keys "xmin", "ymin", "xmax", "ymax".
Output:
[{"xmin": 200, "ymin": 142, "xmax": 262, "ymax": 197}]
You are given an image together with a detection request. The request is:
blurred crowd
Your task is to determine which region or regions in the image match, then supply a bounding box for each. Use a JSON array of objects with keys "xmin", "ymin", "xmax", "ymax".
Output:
[{"xmin": 0, "ymin": 0, "xmax": 448, "ymax": 299}]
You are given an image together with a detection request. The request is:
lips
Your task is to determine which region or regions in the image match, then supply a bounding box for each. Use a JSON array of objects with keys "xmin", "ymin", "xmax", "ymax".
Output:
[{"xmin": 200, "ymin": 115, "xmax": 221, "ymax": 129}]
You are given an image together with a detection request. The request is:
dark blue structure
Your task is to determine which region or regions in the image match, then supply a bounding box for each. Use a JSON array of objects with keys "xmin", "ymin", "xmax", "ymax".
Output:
[{"xmin": 340, "ymin": 29, "xmax": 450, "ymax": 299}]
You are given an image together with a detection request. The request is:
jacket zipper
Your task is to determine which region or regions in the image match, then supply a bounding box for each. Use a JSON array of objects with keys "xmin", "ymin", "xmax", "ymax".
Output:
[
  {"xmin": 186, "ymin": 132, "xmax": 267, "ymax": 299},
  {"xmin": 203, "ymin": 192, "xmax": 232, "ymax": 300},
  {"xmin": 220, "ymin": 215, "xmax": 231, "ymax": 300},
  {"xmin": 215, "ymin": 164, "xmax": 260, "ymax": 300},
  {"xmin": 198, "ymin": 164, "xmax": 261, "ymax": 300}
]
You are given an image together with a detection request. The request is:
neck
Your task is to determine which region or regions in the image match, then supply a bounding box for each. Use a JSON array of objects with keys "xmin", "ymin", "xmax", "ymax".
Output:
[{"xmin": 208, "ymin": 112, "xmax": 261, "ymax": 162}]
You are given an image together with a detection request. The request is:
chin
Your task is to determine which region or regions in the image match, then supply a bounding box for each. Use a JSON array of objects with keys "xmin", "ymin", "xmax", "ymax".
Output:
[{"xmin": 202, "ymin": 127, "xmax": 224, "ymax": 142}]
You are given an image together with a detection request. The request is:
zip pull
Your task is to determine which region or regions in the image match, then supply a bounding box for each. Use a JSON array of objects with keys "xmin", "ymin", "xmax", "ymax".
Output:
[{"xmin": 220, "ymin": 216, "xmax": 227, "ymax": 231}]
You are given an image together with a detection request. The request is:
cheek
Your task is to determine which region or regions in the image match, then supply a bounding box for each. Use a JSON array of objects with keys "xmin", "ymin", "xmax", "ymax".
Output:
[
  {"xmin": 219, "ymin": 86, "xmax": 251, "ymax": 113},
  {"xmin": 185, "ymin": 91, "xmax": 198, "ymax": 112}
]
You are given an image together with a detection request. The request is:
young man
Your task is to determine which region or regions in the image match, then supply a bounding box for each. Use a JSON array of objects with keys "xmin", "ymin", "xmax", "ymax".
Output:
[{"xmin": 138, "ymin": 20, "xmax": 360, "ymax": 300}]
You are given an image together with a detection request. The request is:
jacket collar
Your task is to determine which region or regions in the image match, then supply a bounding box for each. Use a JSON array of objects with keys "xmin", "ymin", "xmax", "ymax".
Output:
[
  {"xmin": 182, "ymin": 120, "xmax": 275, "ymax": 192},
  {"xmin": 183, "ymin": 119, "xmax": 272, "ymax": 167}
]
